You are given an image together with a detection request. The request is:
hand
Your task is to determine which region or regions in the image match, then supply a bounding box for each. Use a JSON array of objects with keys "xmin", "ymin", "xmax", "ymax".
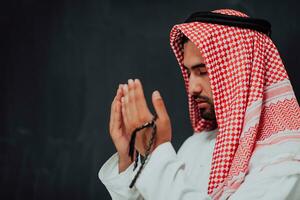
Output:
[
  {"xmin": 121, "ymin": 79, "xmax": 172, "ymax": 156},
  {"xmin": 109, "ymin": 84, "xmax": 136, "ymax": 172}
]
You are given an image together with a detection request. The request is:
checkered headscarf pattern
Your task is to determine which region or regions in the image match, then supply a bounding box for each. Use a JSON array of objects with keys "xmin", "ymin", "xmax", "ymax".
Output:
[{"xmin": 169, "ymin": 9, "xmax": 297, "ymax": 198}]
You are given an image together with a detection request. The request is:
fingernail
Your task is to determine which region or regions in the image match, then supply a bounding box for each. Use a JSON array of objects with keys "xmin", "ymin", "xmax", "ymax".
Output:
[
  {"xmin": 128, "ymin": 79, "xmax": 133, "ymax": 84},
  {"xmin": 153, "ymin": 90, "xmax": 161, "ymax": 99}
]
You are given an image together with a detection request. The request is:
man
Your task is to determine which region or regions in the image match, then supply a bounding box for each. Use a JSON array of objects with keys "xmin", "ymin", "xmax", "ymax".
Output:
[{"xmin": 99, "ymin": 9, "xmax": 300, "ymax": 199}]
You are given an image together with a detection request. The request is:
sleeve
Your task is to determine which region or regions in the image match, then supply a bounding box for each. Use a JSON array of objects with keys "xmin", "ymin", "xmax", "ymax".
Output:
[
  {"xmin": 98, "ymin": 152, "xmax": 144, "ymax": 200},
  {"xmin": 229, "ymin": 141, "xmax": 300, "ymax": 200},
  {"xmin": 134, "ymin": 142, "xmax": 211, "ymax": 200}
]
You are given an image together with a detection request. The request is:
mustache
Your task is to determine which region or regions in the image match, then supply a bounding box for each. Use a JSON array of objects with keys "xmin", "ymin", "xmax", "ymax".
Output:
[{"xmin": 193, "ymin": 95, "xmax": 209, "ymax": 102}]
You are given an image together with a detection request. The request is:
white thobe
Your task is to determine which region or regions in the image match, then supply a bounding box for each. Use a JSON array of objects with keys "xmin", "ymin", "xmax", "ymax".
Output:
[{"xmin": 99, "ymin": 129, "xmax": 300, "ymax": 199}]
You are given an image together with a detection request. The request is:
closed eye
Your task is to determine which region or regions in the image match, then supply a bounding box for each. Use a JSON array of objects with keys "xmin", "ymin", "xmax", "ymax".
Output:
[{"xmin": 184, "ymin": 65, "xmax": 207, "ymax": 78}]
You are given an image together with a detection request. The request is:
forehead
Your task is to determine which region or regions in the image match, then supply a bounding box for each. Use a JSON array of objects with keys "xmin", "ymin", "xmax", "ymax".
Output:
[{"xmin": 183, "ymin": 40, "xmax": 205, "ymax": 67}]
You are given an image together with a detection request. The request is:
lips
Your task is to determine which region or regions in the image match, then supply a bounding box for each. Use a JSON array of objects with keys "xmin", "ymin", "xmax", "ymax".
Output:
[
  {"xmin": 193, "ymin": 96, "xmax": 210, "ymax": 110},
  {"xmin": 197, "ymin": 102, "xmax": 208, "ymax": 109},
  {"xmin": 194, "ymin": 98, "xmax": 207, "ymax": 103},
  {"xmin": 194, "ymin": 97, "xmax": 209, "ymax": 108},
  {"xmin": 196, "ymin": 100, "xmax": 206, "ymax": 103}
]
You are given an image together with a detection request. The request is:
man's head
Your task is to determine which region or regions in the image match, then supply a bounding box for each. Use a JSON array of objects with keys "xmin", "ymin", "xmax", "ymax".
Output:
[
  {"xmin": 182, "ymin": 35, "xmax": 216, "ymax": 122},
  {"xmin": 170, "ymin": 9, "xmax": 299, "ymax": 196}
]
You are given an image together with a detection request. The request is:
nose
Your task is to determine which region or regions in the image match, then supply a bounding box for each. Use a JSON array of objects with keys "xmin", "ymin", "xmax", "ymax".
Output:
[{"xmin": 188, "ymin": 74, "xmax": 203, "ymax": 96}]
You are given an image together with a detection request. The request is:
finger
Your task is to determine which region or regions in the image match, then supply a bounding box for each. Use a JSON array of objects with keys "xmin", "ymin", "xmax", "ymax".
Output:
[
  {"xmin": 110, "ymin": 103, "xmax": 122, "ymax": 141},
  {"xmin": 134, "ymin": 79, "xmax": 151, "ymax": 119},
  {"xmin": 128, "ymin": 79, "xmax": 138, "ymax": 122},
  {"xmin": 113, "ymin": 84, "xmax": 123, "ymax": 114},
  {"xmin": 128, "ymin": 79, "xmax": 135, "ymax": 103},
  {"xmin": 113, "ymin": 85, "xmax": 124, "ymax": 131},
  {"xmin": 152, "ymin": 90, "xmax": 169, "ymax": 120},
  {"xmin": 110, "ymin": 86, "xmax": 121, "ymax": 132},
  {"xmin": 123, "ymin": 84, "xmax": 129, "ymax": 104},
  {"xmin": 115, "ymin": 84, "xmax": 124, "ymax": 102},
  {"xmin": 121, "ymin": 96, "xmax": 129, "ymax": 133},
  {"xmin": 113, "ymin": 87, "xmax": 123, "ymax": 127},
  {"xmin": 122, "ymin": 84, "xmax": 131, "ymax": 126}
]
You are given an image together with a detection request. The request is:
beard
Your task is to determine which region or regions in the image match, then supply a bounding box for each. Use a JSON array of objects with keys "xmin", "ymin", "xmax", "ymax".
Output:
[
  {"xmin": 194, "ymin": 94, "xmax": 218, "ymax": 130},
  {"xmin": 194, "ymin": 95, "xmax": 216, "ymax": 121},
  {"xmin": 200, "ymin": 104, "xmax": 216, "ymax": 121}
]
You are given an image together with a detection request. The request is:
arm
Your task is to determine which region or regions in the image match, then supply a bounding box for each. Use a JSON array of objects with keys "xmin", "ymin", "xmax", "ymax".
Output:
[
  {"xmin": 99, "ymin": 152, "xmax": 144, "ymax": 200},
  {"xmin": 133, "ymin": 141, "xmax": 300, "ymax": 200},
  {"xmin": 134, "ymin": 142, "xmax": 211, "ymax": 200},
  {"xmin": 102, "ymin": 83, "xmax": 144, "ymax": 199},
  {"xmin": 101, "ymin": 79, "xmax": 173, "ymax": 199},
  {"xmin": 120, "ymin": 79, "xmax": 210, "ymax": 199}
]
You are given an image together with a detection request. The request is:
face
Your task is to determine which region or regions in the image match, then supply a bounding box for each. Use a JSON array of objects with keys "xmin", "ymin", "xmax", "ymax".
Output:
[{"xmin": 183, "ymin": 40, "xmax": 216, "ymax": 121}]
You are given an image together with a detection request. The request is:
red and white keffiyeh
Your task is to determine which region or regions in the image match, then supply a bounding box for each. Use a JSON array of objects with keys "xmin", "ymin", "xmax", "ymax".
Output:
[{"xmin": 170, "ymin": 9, "xmax": 300, "ymax": 199}]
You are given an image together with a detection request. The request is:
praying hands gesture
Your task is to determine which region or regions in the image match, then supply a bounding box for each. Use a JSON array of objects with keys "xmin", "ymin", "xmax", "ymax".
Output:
[{"xmin": 109, "ymin": 79, "xmax": 172, "ymax": 173}]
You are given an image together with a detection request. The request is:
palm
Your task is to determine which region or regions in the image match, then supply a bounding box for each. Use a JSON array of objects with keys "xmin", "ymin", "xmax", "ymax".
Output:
[
  {"xmin": 109, "ymin": 86, "xmax": 132, "ymax": 159},
  {"xmin": 112, "ymin": 114, "xmax": 131, "ymax": 154}
]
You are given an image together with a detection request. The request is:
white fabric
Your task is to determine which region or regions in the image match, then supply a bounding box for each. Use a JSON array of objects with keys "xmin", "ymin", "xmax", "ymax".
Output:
[{"xmin": 99, "ymin": 129, "xmax": 300, "ymax": 200}]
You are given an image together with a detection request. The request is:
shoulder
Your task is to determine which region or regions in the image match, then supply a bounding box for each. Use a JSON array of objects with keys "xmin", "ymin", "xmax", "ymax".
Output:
[{"xmin": 249, "ymin": 138, "xmax": 300, "ymax": 177}]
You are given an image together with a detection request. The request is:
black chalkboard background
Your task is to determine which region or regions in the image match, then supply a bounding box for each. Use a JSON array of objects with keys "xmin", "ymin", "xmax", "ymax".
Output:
[{"xmin": 1, "ymin": 0, "xmax": 299, "ymax": 199}]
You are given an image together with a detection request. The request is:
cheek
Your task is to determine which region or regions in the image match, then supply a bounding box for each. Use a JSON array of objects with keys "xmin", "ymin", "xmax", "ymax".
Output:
[
  {"xmin": 201, "ymin": 83, "xmax": 211, "ymax": 95},
  {"xmin": 204, "ymin": 77, "xmax": 213, "ymax": 97}
]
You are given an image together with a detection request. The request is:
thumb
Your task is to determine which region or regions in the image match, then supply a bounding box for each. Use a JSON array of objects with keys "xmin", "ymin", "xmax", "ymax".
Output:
[{"xmin": 152, "ymin": 90, "xmax": 169, "ymax": 120}]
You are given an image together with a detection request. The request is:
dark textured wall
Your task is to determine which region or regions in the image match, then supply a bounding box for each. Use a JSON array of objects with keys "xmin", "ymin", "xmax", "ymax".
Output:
[{"xmin": 1, "ymin": 0, "xmax": 299, "ymax": 199}]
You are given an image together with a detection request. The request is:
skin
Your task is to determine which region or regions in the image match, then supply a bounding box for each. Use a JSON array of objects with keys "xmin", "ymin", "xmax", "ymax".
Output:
[
  {"xmin": 109, "ymin": 39, "xmax": 216, "ymax": 173},
  {"xmin": 109, "ymin": 79, "xmax": 172, "ymax": 173},
  {"xmin": 109, "ymin": 85, "xmax": 133, "ymax": 172},
  {"xmin": 183, "ymin": 40, "xmax": 216, "ymax": 121}
]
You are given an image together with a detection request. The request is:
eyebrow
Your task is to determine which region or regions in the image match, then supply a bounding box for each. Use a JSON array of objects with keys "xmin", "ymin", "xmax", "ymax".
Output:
[{"xmin": 183, "ymin": 63, "xmax": 206, "ymax": 71}]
